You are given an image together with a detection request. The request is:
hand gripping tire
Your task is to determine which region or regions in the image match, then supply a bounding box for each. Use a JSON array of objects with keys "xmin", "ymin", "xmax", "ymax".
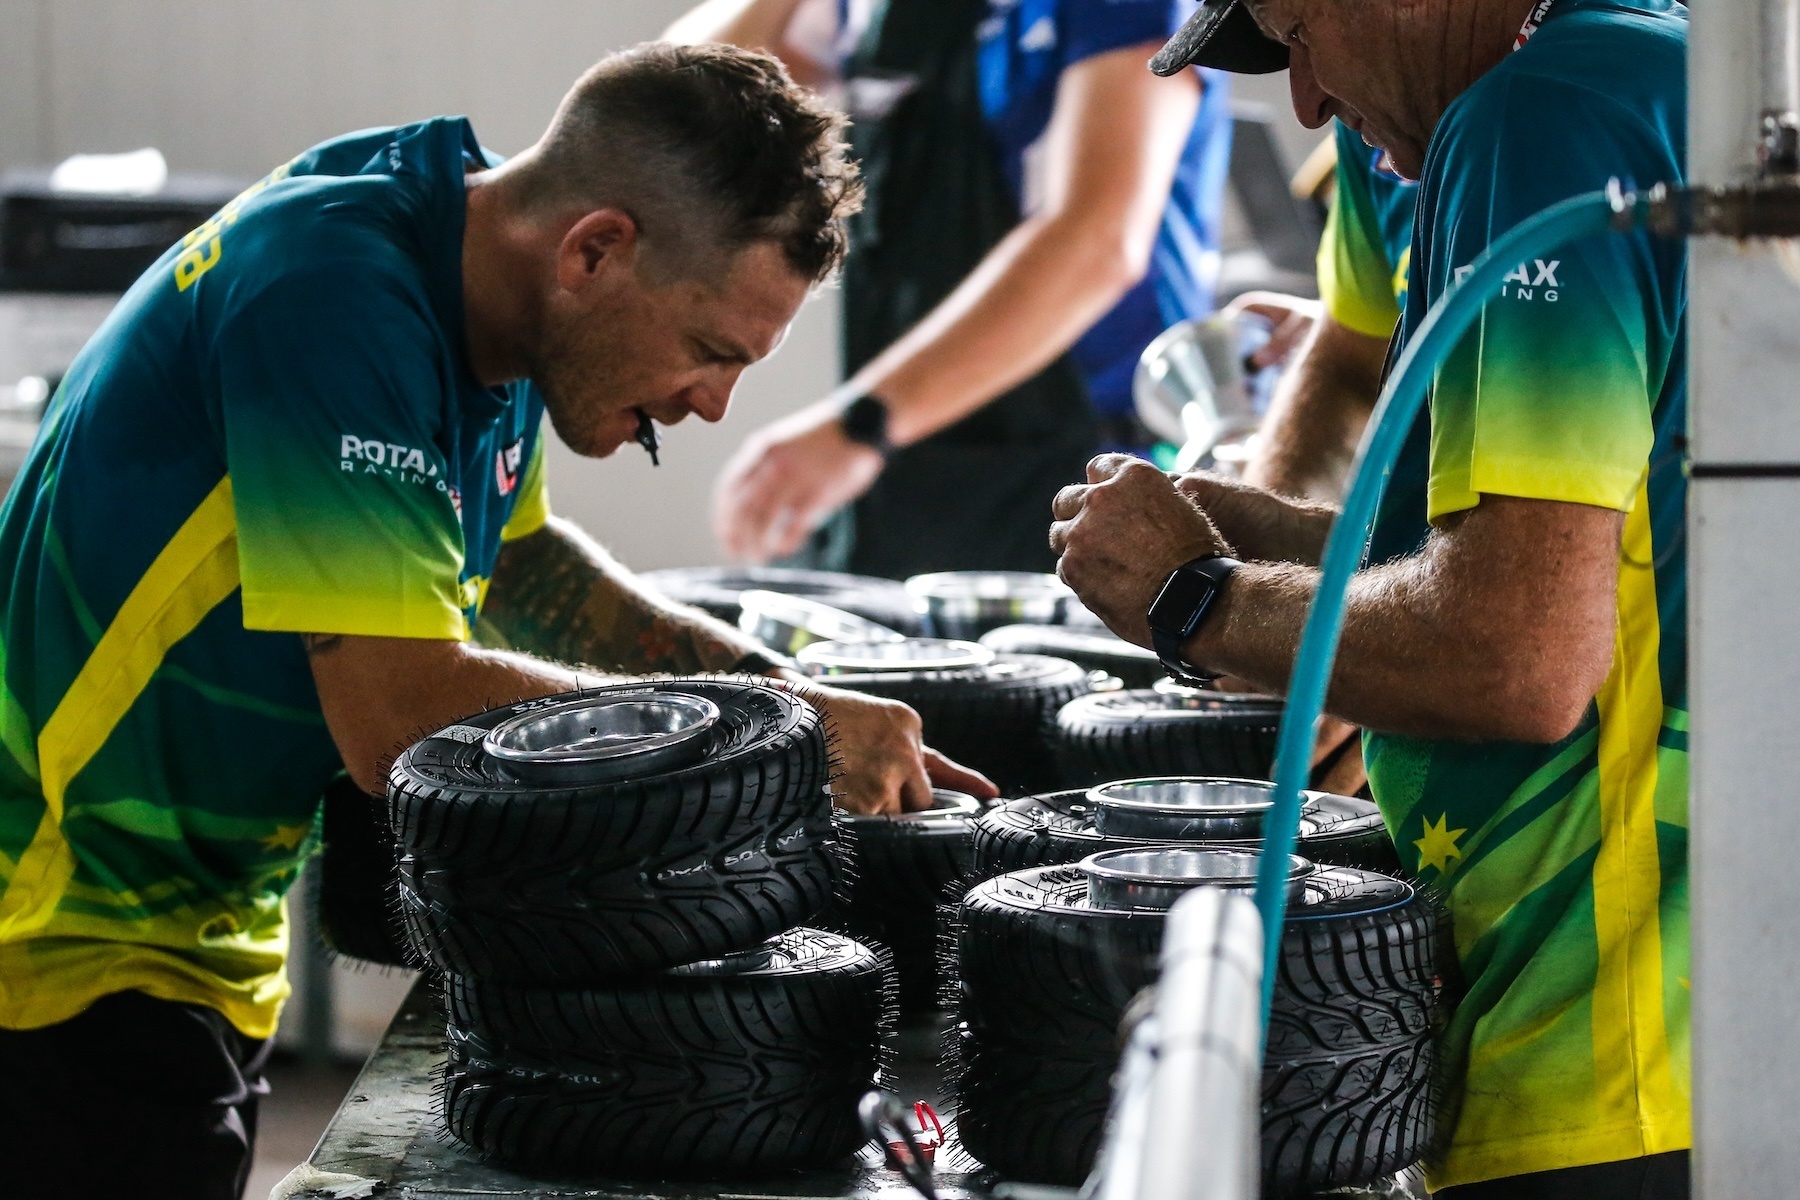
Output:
[
  {"xmin": 442, "ymin": 928, "xmax": 895, "ymax": 1177},
  {"xmin": 952, "ymin": 863, "xmax": 1441, "ymax": 1193},
  {"xmin": 978, "ymin": 624, "xmax": 1164, "ymax": 690},
  {"xmin": 818, "ymin": 653, "xmax": 1097, "ymax": 796},
  {"xmin": 389, "ymin": 680, "xmax": 836, "ymax": 985},
  {"xmin": 1052, "ymin": 688, "xmax": 1285, "ymax": 786},
  {"xmin": 315, "ymin": 776, "xmax": 414, "ymax": 969},
  {"xmin": 638, "ymin": 566, "xmax": 924, "ymax": 633},
  {"xmin": 968, "ymin": 787, "xmax": 1400, "ymax": 880},
  {"xmin": 837, "ymin": 790, "xmax": 981, "ymax": 1011}
]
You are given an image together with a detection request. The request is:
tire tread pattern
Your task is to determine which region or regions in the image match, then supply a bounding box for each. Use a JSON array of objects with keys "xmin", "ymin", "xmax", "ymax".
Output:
[{"xmin": 441, "ymin": 929, "xmax": 894, "ymax": 1176}]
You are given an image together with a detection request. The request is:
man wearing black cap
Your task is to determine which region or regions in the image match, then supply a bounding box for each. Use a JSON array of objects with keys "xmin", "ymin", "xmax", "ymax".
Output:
[{"xmin": 1052, "ymin": 0, "xmax": 1691, "ymax": 1196}]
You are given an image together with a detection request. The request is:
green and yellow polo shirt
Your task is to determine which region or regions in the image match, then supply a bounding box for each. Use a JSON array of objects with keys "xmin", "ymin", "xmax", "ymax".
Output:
[
  {"xmin": 0, "ymin": 117, "xmax": 549, "ymax": 1039},
  {"xmin": 1362, "ymin": 0, "xmax": 1690, "ymax": 1187},
  {"xmin": 1317, "ymin": 120, "xmax": 1417, "ymax": 338}
]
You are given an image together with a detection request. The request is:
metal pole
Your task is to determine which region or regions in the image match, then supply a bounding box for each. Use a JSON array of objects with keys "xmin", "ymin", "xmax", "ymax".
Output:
[{"xmin": 1689, "ymin": 1, "xmax": 1800, "ymax": 1194}]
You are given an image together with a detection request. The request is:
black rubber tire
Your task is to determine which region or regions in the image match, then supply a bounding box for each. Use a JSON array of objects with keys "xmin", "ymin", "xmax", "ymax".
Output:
[
  {"xmin": 389, "ymin": 680, "xmax": 836, "ymax": 985},
  {"xmin": 442, "ymin": 928, "xmax": 894, "ymax": 1177},
  {"xmin": 1053, "ymin": 688, "xmax": 1285, "ymax": 787},
  {"xmin": 314, "ymin": 777, "xmax": 414, "ymax": 969},
  {"xmin": 835, "ymin": 798, "xmax": 979, "ymax": 1011},
  {"xmin": 638, "ymin": 566, "xmax": 924, "ymax": 633},
  {"xmin": 948, "ymin": 1025, "xmax": 1114, "ymax": 1187},
  {"xmin": 953, "ymin": 864, "xmax": 1440, "ymax": 1194},
  {"xmin": 979, "ymin": 624, "xmax": 1164, "ymax": 690},
  {"xmin": 969, "ymin": 788, "xmax": 1400, "ymax": 880},
  {"xmin": 817, "ymin": 654, "xmax": 1096, "ymax": 796}
]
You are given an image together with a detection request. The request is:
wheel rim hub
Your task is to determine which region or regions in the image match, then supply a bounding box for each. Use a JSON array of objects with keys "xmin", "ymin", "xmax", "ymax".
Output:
[
  {"xmin": 905, "ymin": 570, "xmax": 1073, "ymax": 637},
  {"xmin": 1081, "ymin": 845, "xmax": 1312, "ymax": 911},
  {"xmin": 797, "ymin": 636, "xmax": 994, "ymax": 674},
  {"xmin": 1086, "ymin": 776, "xmax": 1282, "ymax": 839},
  {"xmin": 737, "ymin": 589, "xmax": 903, "ymax": 656},
  {"xmin": 484, "ymin": 692, "xmax": 720, "ymax": 785},
  {"xmin": 850, "ymin": 788, "xmax": 983, "ymax": 825}
]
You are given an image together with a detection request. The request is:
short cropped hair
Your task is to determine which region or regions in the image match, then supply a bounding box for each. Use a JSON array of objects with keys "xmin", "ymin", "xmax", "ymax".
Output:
[{"xmin": 525, "ymin": 42, "xmax": 862, "ymax": 283}]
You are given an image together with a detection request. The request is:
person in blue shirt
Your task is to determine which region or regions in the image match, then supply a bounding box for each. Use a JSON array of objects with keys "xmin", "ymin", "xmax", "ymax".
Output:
[{"xmin": 672, "ymin": 0, "xmax": 1232, "ymax": 576}]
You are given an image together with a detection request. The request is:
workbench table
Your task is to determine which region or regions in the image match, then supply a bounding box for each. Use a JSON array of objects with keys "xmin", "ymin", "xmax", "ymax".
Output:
[{"xmin": 279, "ymin": 977, "xmax": 997, "ymax": 1200}]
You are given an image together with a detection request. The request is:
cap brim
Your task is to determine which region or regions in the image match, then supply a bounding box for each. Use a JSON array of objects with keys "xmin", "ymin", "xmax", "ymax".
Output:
[{"xmin": 1150, "ymin": 0, "xmax": 1291, "ymax": 76}]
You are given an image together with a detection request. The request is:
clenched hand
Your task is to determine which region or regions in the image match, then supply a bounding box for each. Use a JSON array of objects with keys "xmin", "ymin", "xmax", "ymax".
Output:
[{"xmin": 1049, "ymin": 455, "xmax": 1234, "ymax": 646}]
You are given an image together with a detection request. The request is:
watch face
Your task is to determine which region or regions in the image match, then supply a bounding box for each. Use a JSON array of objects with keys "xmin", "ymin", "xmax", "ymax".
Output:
[{"xmin": 1149, "ymin": 568, "xmax": 1216, "ymax": 637}]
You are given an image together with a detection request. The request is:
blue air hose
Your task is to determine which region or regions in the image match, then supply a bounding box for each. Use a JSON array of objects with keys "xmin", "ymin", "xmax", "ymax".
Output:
[{"xmin": 1253, "ymin": 188, "xmax": 1636, "ymax": 1024}]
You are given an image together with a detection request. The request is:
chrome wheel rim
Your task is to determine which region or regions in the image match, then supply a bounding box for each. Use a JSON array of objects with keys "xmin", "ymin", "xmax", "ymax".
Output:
[
  {"xmin": 1086, "ymin": 777, "xmax": 1277, "ymax": 839},
  {"xmin": 1081, "ymin": 846, "xmax": 1312, "ymax": 911},
  {"xmin": 797, "ymin": 637, "xmax": 994, "ymax": 674},
  {"xmin": 484, "ymin": 692, "xmax": 720, "ymax": 785}
]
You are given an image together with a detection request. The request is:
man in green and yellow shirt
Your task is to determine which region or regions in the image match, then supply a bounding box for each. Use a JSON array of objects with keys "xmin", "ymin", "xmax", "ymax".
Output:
[
  {"xmin": 0, "ymin": 44, "xmax": 990, "ymax": 1200},
  {"xmin": 1053, "ymin": 0, "xmax": 1689, "ymax": 1195}
]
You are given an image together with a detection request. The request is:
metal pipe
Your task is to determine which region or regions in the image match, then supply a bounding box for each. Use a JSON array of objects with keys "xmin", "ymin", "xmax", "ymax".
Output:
[
  {"xmin": 1082, "ymin": 888, "xmax": 1263, "ymax": 1200},
  {"xmin": 1761, "ymin": 0, "xmax": 1800, "ymax": 173}
]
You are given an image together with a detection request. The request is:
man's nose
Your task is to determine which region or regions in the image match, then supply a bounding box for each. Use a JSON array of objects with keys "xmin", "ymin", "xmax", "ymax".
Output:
[
  {"xmin": 688, "ymin": 375, "xmax": 735, "ymax": 424},
  {"xmin": 1288, "ymin": 45, "xmax": 1333, "ymax": 129}
]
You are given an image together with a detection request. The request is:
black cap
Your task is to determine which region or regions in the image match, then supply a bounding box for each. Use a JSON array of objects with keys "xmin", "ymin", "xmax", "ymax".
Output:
[{"xmin": 1150, "ymin": 0, "xmax": 1290, "ymax": 76}]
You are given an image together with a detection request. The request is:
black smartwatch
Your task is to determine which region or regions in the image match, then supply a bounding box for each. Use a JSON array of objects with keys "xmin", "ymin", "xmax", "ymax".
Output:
[
  {"xmin": 1147, "ymin": 555, "xmax": 1241, "ymax": 686},
  {"xmin": 839, "ymin": 392, "xmax": 894, "ymax": 458}
]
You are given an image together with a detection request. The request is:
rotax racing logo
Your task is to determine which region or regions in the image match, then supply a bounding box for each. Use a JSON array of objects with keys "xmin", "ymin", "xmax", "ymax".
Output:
[
  {"xmin": 1454, "ymin": 258, "xmax": 1562, "ymax": 302},
  {"xmin": 340, "ymin": 435, "xmax": 451, "ymax": 494}
]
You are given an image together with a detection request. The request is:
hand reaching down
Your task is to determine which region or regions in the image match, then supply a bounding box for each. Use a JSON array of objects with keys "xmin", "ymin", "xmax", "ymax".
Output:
[{"xmin": 780, "ymin": 677, "xmax": 997, "ymax": 814}]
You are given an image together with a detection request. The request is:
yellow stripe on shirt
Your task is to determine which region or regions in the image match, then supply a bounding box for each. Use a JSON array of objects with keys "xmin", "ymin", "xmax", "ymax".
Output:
[
  {"xmin": 1591, "ymin": 479, "xmax": 1686, "ymax": 1150},
  {"xmin": 0, "ymin": 478, "xmax": 240, "ymax": 944}
]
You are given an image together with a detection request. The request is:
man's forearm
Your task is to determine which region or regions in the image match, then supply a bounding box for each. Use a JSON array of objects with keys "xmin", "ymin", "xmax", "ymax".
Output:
[
  {"xmin": 1177, "ymin": 558, "xmax": 1469, "ymax": 736},
  {"xmin": 664, "ymin": 0, "xmax": 808, "ymax": 51},
  {"xmin": 483, "ymin": 517, "xmax": 765, "ymax": 674},
  {"xmin": 1182, "ymin": 500, "xmax": 1621, "ymax": 743},
  {"xmin": 306, "ymin": 634, "xmax": 602, "ymax": 794},
  {"xmin": 851, "ymin": 45, "xmax": 1198, "ymax": 445}
]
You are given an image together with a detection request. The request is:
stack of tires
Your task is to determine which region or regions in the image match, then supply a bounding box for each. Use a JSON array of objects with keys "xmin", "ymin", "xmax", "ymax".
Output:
[
  {"xmin": 387, "ymin": 680, "xmax": 894, "ymax": 1177},
  {"xmin": 951, "ymin": 782, "xmax": 1439, "ymax": 1195},
  {"xmin": 799, "ymin": 637, "xmax": 1098, "ymax": 796},
  {"xmin": 837, "ymin": 789, "xmax": 983, "ymax": 1011}
]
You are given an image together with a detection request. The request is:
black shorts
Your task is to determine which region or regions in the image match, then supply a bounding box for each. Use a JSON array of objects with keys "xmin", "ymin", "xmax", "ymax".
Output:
[
  {"xmin": 0, "ymin": 989, "xmax": 271, "ymax": 1200},
  {"xmin": 1436, "ymin": 1150, "xmax": 1690, "ymax": 1200}
]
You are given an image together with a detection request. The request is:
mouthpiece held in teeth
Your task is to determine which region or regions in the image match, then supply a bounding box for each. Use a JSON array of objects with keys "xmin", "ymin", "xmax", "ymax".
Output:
[{"xmin": 635, "ymin": 409, "xmax": 661, "ymax": 467}]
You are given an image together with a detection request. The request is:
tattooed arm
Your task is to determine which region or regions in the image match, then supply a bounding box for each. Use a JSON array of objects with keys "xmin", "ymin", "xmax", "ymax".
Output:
[
  {"xmin": 479, "ymin": 516, "xmax": 996, "ymax": 813},
  {"xmin": 305, "ymin": 632, "xmax": 604, "ymax": 795},
  {"xmin": 482, "ymin": 516, "xmax": 765, "ymax": 673}
]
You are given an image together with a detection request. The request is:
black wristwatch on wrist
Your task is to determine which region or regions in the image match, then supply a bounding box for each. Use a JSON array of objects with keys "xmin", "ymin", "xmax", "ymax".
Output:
[
  {"xmin": 1147, "ymin": 555, "xmax": 1241, "ymax": 686},
  {"xmin": 839, "ymin": 392, "xmax": 894, "ymax": 459}
]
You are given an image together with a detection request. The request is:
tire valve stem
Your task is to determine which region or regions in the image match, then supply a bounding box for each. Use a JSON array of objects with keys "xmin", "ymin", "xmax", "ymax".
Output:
[
  {"xmin": 635, "ymin": 409, "xmax": 661, "ymax": 467},
  {"xmin": 859, "ymin": 1093, "xmax": 943, "ymax": 1200}
]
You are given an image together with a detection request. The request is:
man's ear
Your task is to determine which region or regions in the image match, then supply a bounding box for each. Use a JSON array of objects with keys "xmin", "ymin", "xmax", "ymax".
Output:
[{"xmin": 555, "ymin": 208, "xmax": 639, "ymax": 292}]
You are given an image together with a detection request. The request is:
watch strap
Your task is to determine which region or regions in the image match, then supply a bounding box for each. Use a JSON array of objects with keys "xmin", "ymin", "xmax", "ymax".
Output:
[
  {"xmin": 1153, "ymin": 626, "xmax": 1220, "ymax": 686},
  {"xmin": 1147, "ymin": 555, "xmax": 1240, "ymax": 684},
  {"xmin": 839, "ymin": 392, "xmax": 894, "ymax": 458}
]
